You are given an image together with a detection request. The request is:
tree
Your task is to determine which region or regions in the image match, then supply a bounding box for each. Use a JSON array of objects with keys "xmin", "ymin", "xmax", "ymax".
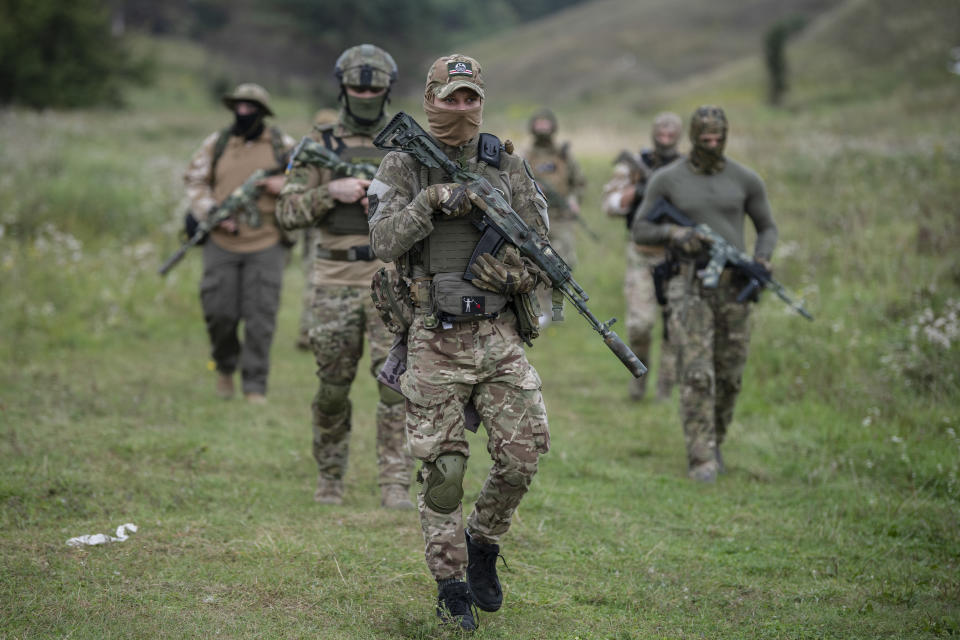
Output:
[{"xmin": 0, "ymin": 0, "xmax": 153, "ymax": 109}]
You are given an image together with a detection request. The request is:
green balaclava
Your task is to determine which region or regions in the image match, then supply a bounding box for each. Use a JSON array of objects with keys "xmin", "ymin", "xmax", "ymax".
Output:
[
  {"xmin": 687, "ymin": 105, "xmax": 728, "ymax": 175},
  {"xmin": 334, "ymin": 44, "xmax": 398, "ymax": 136},
  {"xmin": 529, "ymin": 107, "xmax": 557, "ymax": 147}
]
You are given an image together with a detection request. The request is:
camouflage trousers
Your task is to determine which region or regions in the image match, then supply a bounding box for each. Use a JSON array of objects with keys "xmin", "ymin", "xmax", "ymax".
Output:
[
  {"xmin": 400, "ymin": 311, "xmax": 550, "ymax": 581},
  {"xmin": 624, "ymin": 243, "xmax": 677, "ymax": 399},
  {"xmin": 199, "ymin": 241, "xmax": 285, "ymax": 394},
  {"xmin": 310, "ymin": 284, "xmax": 413, "ymax": 487},
  {"xmin": 666, "ymin": 265, "xmax": 751, "ymax": 468}
]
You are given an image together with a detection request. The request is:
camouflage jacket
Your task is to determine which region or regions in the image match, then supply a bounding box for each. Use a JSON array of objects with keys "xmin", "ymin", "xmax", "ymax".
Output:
[{"xmin": 367, "ymin": 136, "xmax": 549, "ymax": 269}]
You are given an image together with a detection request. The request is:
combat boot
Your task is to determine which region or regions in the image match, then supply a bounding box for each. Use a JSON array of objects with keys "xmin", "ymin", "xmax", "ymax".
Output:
[
  {"xmin": 313, "ymin": 476, "xmax": 343, "ymax": 505},
  {"xmin": 380, "ymin": 484, "xmax": 414, "ymax": 510},
  {"xmin": 216, "ymin": 373, "xmax": 235, "ymax": 399},
  {"xmin": 244, "ymin": 392, "xmax": 267, "ymax": 405},
  {"xmin": 688, "ymin": 459, "xmax": 719, "ymax": 483},
  {"xmin": 436, "ymin": 579, "xmax": 477, "ymax": 631},
  {"xmin": 465, "ymin": 530, "xmax": 503, "ymax": 612}
]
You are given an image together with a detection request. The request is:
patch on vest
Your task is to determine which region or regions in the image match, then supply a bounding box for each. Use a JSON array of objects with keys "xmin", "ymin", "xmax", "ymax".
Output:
[
  {"xmin": 461, "ymin": 296, "xmax": 485, "ymax": 314},
  {"xmin": 536, "ymin": 162, "xmax": 557, "ymax": 173}
]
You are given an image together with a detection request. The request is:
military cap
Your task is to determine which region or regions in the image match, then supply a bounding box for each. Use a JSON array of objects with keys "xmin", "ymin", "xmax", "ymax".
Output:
[
  {"xmin": 222, "ymin": 83, "xmax": 274, "ymax": 116},
  {"xmin": 425, "ymin": 54, "xmax": 485, "ymax": 100}
]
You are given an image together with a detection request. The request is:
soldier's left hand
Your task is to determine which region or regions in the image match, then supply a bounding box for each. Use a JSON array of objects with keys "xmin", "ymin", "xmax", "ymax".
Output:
[
  {"xmin": 258, "ymin": 175, "xmax": 287, "ymax": 195},
  {"xmin": 567, "ymin": 195, "xmax": 581, "ymax": 215},
  {"xmin": 470, "ymin": 246, "xmax": 542, "ymax": 296}
]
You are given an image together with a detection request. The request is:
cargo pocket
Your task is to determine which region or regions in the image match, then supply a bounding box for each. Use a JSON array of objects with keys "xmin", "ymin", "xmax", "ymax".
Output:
[
  {"xmin": 256, "ymin": 268, "xmax": 283, "ymax": 316},
  {"xmin": 400, "ymin": 373, "xmax": 461, "ymax": 460},
  {"xmin": 199, "ymin": 271, "xmax": 225, "ymax": 317}
]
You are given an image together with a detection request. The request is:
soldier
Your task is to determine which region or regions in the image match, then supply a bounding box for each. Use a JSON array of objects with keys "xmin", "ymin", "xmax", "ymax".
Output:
[
  {"xmin": 602, "ymin": 111, "xmax": 683, "ymax": 402},
  {"xmin": 277, "ymin": 45, "xmax": 414, "ymax": 510},
  {"xmin": 522, "ymin": 108, "xmax": 586, "ymax": 270},
  {"xmin": 368, "ymin": 54, "xmax": 551, "ymax": 631},
  {"xmin": 632, "ymin": 105, "xmax": 778, "ymax": 482},
  {"xmin": 183, "ymin": 83, "xmax": 296, "ymax": 404}
]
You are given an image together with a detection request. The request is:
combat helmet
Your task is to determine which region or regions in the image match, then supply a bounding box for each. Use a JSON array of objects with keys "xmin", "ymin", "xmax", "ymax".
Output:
[
  {"xmin": 222, "ymin": 83, "xmax": 274, "ymax": 116},
  {"xmin": 334, "ymin": 44, "xmax": 398, "ymax": 130}
]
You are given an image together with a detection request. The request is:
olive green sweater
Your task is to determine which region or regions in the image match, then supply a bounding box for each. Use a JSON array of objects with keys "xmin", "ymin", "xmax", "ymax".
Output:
[{"xmin": 631, "ymin": 157, "xmax": 778, "ymax": 260}]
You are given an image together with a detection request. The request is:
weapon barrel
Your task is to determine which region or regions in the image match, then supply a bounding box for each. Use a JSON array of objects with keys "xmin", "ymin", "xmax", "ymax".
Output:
[{"xmin": 157, "ymin": 245, "xmax": 189, "ymax": 276}]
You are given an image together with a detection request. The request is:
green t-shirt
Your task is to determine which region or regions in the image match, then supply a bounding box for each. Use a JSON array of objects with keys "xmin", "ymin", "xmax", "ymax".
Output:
[{"xmin": 631, "ymin": 157, "xmax": 778, "ymax": 260}]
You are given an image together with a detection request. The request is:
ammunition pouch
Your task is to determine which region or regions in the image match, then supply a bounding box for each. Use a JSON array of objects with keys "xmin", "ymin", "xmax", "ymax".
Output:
[
  {"xmin": 371, "ymin": 267, "xmax": 413, "ymax": 334},
  {"xmin": 513, "ymin": 291, "xmax": 542, "ymax": 346},
  {"xmin": 431, "ymin": 272, "xmax": 508, "ymax": 322},
  {"xmin": 320, "ymin": 202, "xmax": 370, "ymax": 235},
  {"xmin": 317, "ymin": 244, "xmax": 376, "ymax": 262}
]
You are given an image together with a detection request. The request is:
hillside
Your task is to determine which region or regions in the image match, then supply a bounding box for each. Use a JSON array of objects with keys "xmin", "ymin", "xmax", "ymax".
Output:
[{"xmin": 457, "ymin": 0, "xmax": 838, "ymax": 107}]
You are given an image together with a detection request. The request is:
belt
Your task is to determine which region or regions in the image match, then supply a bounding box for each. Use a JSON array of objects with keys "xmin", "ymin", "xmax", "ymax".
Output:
[{"xmin": 315, "ymin": 245, "xmax": 376, "ymax": 262}]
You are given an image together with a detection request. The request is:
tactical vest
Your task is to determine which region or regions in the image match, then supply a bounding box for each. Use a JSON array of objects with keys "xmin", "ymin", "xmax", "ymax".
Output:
[
  {"xmin": 317, "ymin": 127, "xmax": 388, "ymax": 235},
  {"xmin": 411, "ymin": 139, "xmax": 514, "ymax": 322},
  {"xmin": 527, "ymin": 143, "xmax": 571, "ymax": 200}
]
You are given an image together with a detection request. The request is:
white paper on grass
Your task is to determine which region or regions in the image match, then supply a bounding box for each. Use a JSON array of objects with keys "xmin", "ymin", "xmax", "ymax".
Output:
[{"xmin": 66, "ymin": 523, "xmax": 138, "ymax": 547}]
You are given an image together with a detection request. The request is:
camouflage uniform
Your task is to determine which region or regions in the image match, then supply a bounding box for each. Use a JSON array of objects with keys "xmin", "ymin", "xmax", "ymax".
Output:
[
  {"xmin": 368, "ymin": 54, "xmax": 550, "ymax": 583},
  {"xmin": 277, "ymin": 45, "xmax": 413, "ymax": 504},
  {"xmin": 632, "ymin": 106, "xmax": 778, "ymax": 481},
  {"xmin": 183, "ymin": 83, "xmax": 296, "ymax": 398},
  {"xmin": 602, "ymin": 112, "xmax": 683, "ymax": 401}
]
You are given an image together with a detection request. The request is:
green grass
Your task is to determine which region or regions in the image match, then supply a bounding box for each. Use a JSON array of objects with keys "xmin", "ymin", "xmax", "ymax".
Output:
[{"xmin": 2, "ymin": 2, "xmax": 960, "ymax": 637}]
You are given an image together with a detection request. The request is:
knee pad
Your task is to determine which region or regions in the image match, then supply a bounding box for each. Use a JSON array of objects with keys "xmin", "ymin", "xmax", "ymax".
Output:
[
  {"xmin": 377, "ymin": 381, "xmax": 405, "ymax": 406},
  {"xmin": 422, "ymin": 453, "xmax": 467, "ymax": 514},
  {"xmin": 314, "ymin": 381, "xmax": 350, "ymax": 415}
]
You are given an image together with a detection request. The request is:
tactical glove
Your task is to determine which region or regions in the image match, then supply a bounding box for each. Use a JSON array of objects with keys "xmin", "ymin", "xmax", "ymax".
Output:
[
  {"xmin": 668, "ymin": 226, "xmax": 709, "ymax": 256},
  {"xmin": 469, "ymin": 246, "xmax": 544, "ymax": 296},
  {"xmin": 421, "ymin": 183, "xmax": 473, "ymax": 217}
]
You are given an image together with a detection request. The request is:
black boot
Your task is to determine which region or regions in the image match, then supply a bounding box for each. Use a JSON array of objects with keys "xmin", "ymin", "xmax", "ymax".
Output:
[
  {"xmin": 466, "ymin": 530, "xmax": 503, "ymax": 612},
  {"xmin": 436, "ymin": 579, "xmax": 477, "ymax": 631}
]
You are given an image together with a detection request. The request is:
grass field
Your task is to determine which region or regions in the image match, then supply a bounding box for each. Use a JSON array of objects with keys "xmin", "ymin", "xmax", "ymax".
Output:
[{"xmin": 2, "ymin": 1, "xmax": 960, "ymax": 638}]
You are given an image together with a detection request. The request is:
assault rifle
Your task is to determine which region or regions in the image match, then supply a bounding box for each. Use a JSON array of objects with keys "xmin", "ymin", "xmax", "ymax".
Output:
[
  {"xmin": 534, "ymin": 175, "xmax": 601, "ymax": 241},
  {"xmin": 645, "ymin": 198, "xmax": 814, "ymax": 321},
  {"xmin": 158, "ymin": 168, "xmax": 281, "ymax": 276},
  {"xmin": 374, "ymin": 112, "xmax": 647, "ymax": 378},
  {"xmin": 286, "ymin": 136, "xmax": 379, "ymax": 179}
]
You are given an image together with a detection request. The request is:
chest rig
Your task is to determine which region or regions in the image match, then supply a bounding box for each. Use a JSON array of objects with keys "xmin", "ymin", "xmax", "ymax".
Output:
[
  {"xmin": 318, "ymin": 127, "xmax": 388, "ymax": 235},
  {"xmin": 409, "ymin": 135, "xmax": 514, "ymax": 325}
]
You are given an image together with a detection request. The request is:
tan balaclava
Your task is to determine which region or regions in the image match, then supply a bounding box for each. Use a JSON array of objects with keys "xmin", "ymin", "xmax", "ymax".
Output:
[
  {"xmin": 651, "ymin": 111, "xmax": 682, "ymax": 165},
  {"xmin": 529, "ymin": 107, "xmax": 558, "ymax": 147},
  {"xmin": 423, "ymin": 54, "xmax": 484, "ymax": 147},
  {"xmin": 687, "ymin": 105, "xmax": 728, "ymax": 175}
]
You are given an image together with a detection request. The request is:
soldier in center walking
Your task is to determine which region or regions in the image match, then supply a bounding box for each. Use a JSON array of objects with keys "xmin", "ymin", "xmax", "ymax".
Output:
[
  {"xmin": 277, "ymin": 44, "xmax": 414, "ymax": 509},
  {"xmin": 368, "ymin": 54, "xmax": 551, "ymax": 632}
]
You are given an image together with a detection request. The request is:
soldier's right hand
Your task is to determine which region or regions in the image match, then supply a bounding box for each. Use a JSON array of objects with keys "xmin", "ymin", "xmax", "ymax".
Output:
[
  {"xmin": 218, "ymin": 217, "xmax": 238, "ymax": 234},
  {"xmin": 328, "ymin": 177, "xmax": 372, "ymax": 204},
  {"xmin": 668, "ymin": 225, "xmax": 709, "ymax": 255},
  {"xmin": 421, "ymin": 183, "xmax": 472, "ymax": 217}
]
